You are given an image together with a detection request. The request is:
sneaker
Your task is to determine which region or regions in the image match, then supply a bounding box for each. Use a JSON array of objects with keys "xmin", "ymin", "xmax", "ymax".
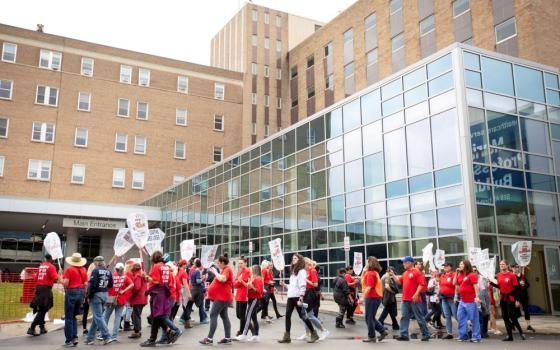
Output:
[
  {"xmin": 84, "ymin": 340, "xmax": 95, "ymax": 345},
  {"xmin": 319, "ymin": 329, "xmax": 329, "ymax": 341},
  {"xmin": 103, "ymin": 338, "xmax": 115, "ymax": 345},
  {"xmin": 140, "ymin": 339, "xmax": 156, "ymax": 347},
  {"xmin": 502, "ymin": 337, "xmax": 513, "ymax": 341},
  {"xmin": 168, "ymin": 329, "xmax": 182, "ymax": 344},
  {"xmin": 335, "ymin": 323, "xmax": 345, "ymax": 328},
  {"xmin": 443, "ymin": 334, "xmax": 454, "ymax": 339},
  {"xmin": 394, "ymin": 335, "xmax": 410, "ymax": 341},
  {"xmin": 73, "ymin": 338, "xmax": 79, "ymax": 346},
  {"xmin": 235, "ymin": 334, "xmax": 247, "ymax": 342},
  {"xmin": 39, "ymin": 327, "xmax": 48, "ymax": 335},
  {"xmin": 470, "ymin": 339, "xmax": 481, "ymax": 343},
  {"xmin": 96, "ymin": 335, "xmax": 104, "ymax": 341},
  {"xmin": 248, "ymin": 335, "xmax": 260, "ymax": 342},
  {"xmin": 199, "ymin": 337, "xmax": 213, "ymax": 345},
  {"xmin": 27, "ymin": 328, "xmax": 38, "ymax": 336},
  {"xmin": 345, "ymin": 318, "xmax": 356, "ymax": 325},
  {"xmin": 362, "ymin": 337, "xmax": 376, "ymax": 343},
  {"xmin": 457, "ymin": 338, "xmax": 468, "ymax": 342},
  {"xmin": 296, "ymin": 333, "xmax": 308, "ymax": 341},
  {"xmin": 62, "ymin": 342, "xmax": 76, "ymax": 348},
  {"xmin": 520, "ymin": 334, "xmax": 526, "ymax": 341},
  {"xmin": 178, "ymin": 319, "xmax": 185, "ymax": 325},
  {"xmin": 378, "ymin": 330, "xmax": 389, "ymax": 342},
  {"xmin": 527, "ymin": 326, "xmax": 535, "ymax": 333},
  {"xmin": 217, "ymin": 338, "xmax": 232, "ymax": 345},
  {"xmin": 156, "ymin": 338, "xmax": 169, "ymax": 345},
  {"xmin": 200, "ymin": 319, "xmax": 209, "ymax": 324},
  {"xmin": 493, "ymin": 329, "xmax": 503, "ymax": 335},
  {"xmin": 421, "ymin": 335, "xmax": 430, "ymax": 342}
]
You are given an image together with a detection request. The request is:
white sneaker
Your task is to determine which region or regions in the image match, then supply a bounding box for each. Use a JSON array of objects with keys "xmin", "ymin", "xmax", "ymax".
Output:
[
  {"xmin": 248, "ymin": 335, "xmax": 260, "ymax": 342},
  {"xmin": 319, "ymin": 329, "xmax": 330, "ymax": 341},
  {"xmin": 235, "ymin": 334, "xmax": 247, "ymax": 342},
  {"xmin": 296, "ymin": 333, "xmax": 308, "ymax": 341}
]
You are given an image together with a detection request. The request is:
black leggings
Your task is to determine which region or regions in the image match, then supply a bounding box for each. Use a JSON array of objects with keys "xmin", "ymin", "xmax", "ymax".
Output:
[
  {"xmin": 131, "ymin": 304, "xmax": 144, "ymax": 333},
  {"xmin": 263, "ymin": 291, "xmax": 282, "ymax": 317},
  {"xmin": 236, "ymin": 301, "xmax": 248, "ymax": 335},
  {"xmin": 285, "ymin": 297, "xmax": 314, "ymax": 334},
  {"xmin": 150, "ymin": 316, "xmax": 169, "ymax": 341},
  {"xmin": 520, "ymin": 298, "xmax": 530, "ymax": 321},
  {"xmin": 243, "ymin": 299, "xmax": 261, "ymax": 336},
  {"xmin": 82, "ymin": 299, "xmax": 89, "ymax": 330},
  {"xmin": 500, "ymin": 299, "xmax": 523, "ymax": 338}
]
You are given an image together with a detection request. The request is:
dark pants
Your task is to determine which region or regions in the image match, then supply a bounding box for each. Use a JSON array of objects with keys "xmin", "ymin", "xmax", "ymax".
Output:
[
  {"xmin": 182, "ymin": 291, "xmax": 207, "ymax": 322},
  {"xmin": 346, "ymin": 292, "xmax": 357, "ymax": 319},
  {"xmin": 236, "ymin": 301, "xmax": 248, "ymax": 335},
  {"xmin": 365, "ymin": 298, "xmax": 384, "ymax": 339},
  {"xmin": 500, "ymin": 299, "xmax": 523, "ymax": 338},
  {"xmin": 131, "ymin": 304, "xmax": 144, "ymax": 333},
  {"xmin": 520, "ymin": 298, "xmax": 530, "ymax": 321},
  {"xmin": 31, "ymin": 286, "xmax": 52, "ymax": 330},
  {"xmin": 243, "ymin": 298, "xmax": 260, "ymax": 336},
  {"xmin": 170, "ymin": 302, "xmax": 180, "ymax": 321},
  {"xmin": 31, "ymin": 305, "xmax": 49, "ymax": 329},
  {"xmin": 336, "ymin": 302, "xmax": 348, "ymax": 325},
  {"xmin": 149, "ymin": 316, "xmax": 168, "ymax": 341},
  {"xmin": 64, "ymin": 288, "xmax": 84, "ymax": 344},
  {"xmin": 425, "ymin": 301, "xmax": 442, "ymax": 326},
  {"xmin": 82, "ymin": 298, "xmax": 89, "ymax": 330},
  {"xmin": 262, "ymin": 291, "xmax": 281, "ymax": 318},
  {"xmin": 207, "ymin": 300, "xmax": 231, "ymax": 339},
  {"xmin": 205, "ymin": 298, "xmax": 211, "ymax": 311},
  {"xmin": 480, "ymin": 312, "xmax": 489, "ymax": 337},
  {"xmin": 285, "ymin": 297, "xmax": 314, "ymax": 334},
  {"xmin": 378, "ymin": 301, "xmax": 399, "ymax": 329}
]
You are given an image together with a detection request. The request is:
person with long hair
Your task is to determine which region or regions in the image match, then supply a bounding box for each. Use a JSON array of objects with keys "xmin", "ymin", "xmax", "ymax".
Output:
[
  {"xmin": 240, "ymin": 265, "xmax": 264, "ymax": 342},
  {"xmin": 278, "ymin": 254, "xmax": 319, "ymax": 344},
  {"xmin": 296, "ymin": 258, "xmax": 329, "ymax": 341},
  {"xmin": 378, "ymin": 266, "xmax": 399, "ymax": 331},
  {"xmin": 261, "ymin": 261, "xmax": 283, "ymax": 322},
  {"xmin": 362, "ymin": 257, "xmax": 389, "ymax": 343},
  {"xmin": 439, "ymin": 262, "xmax": 457, "ymax": 339},
  {"xmin": 103, "ymin": 262, "xmax": 133, "ymax": 341},
  {"xmin": 199, "ymin": 255, "xmax": 234, "ymax": 345},
  {"xmin": 491, "ymin": 260, "xmax": 525, "ymax": 341},
  {"xmin": 454, "ymin": 259, "xmax": 481, "ymax": 342},
  {"xmin": 233, "ymin": 256, "xmax": 251, "ymax": 339},
  {"xmin": 343, "ymin": 266, "xmax": 358, "ymax": 325},
  {"xmin": 127, "ymin": 262, "xmax": 147, "ymax": 339},
  {"xmin": 425, "ymin": 270, "xmax": 443, "ymax": 329},
  {"xmin": 512, "ymin": 264, "xmax": 534, "ymax": 332}
]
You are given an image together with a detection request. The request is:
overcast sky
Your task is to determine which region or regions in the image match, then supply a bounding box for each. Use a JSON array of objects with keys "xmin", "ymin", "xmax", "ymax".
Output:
[{"xmin": 1, "ymin": 0, "xmax": 356, "ymax": 65}]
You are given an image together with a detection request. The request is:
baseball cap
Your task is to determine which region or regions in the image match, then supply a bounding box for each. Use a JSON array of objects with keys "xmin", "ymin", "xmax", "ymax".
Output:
[
  {"xmin": 93, "ymin": 256, "xmax": 105, "ymax": 262},
  {"xmin": 179, "ymin": 259, "xmax": 187, "ymax": 265},
  {"xmin": 115, "ymin": 262, "xmax": 125, "ymax": 270},
  {"xmin": 401, "ymin": 256, "xmax": 415, "ymax": 263}
]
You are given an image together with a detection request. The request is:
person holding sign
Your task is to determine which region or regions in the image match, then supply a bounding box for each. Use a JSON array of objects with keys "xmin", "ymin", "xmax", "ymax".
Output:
[
  {"xmin": 61, "ymin": 252, "xmax": 88, "ymax": 348},
  {"xmin": 27, "ymin": 254, "xmax": 58, "ymax": 337},
  {"xmin": 126, "ymin": 261, "xmax": 147, "ymax": 339},
  {"xmin": 454, "ymin": 260, "xmax": 481, "ymax": 342},
  {"xmin": 512, "ymin": 264, "xmax": 534, "ymax": 332},
  {"xmin": 261, "ymin": 261, "xmax": 283, "ymax": 321},
  {"xmin": 490, "ymin": 260, "xmax": 525, "ymax": 341}
]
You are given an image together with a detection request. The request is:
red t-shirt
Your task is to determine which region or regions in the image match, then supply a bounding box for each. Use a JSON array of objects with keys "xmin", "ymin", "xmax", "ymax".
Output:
[
  {"xmin": 399, "ymin": 268, "xmax": 425, "ymax": 302},
  {"xmin": 149, "ymin": 262, "xmax": 170, "ymax": 288},
  {"xmin": 168, "ymin": 272, "xmax": 178, "ymax": 301},
  {"xmin": 419, "ymin": 272, "xmax": 428, "ymax": 293},
  {"xmin": 439, "ymin": 271, "xmax": 456, "ymax": 296},
  {"xmin": 364, "ymin": 270, "xmax": 382, "ymax": 299},
  {"xmin": 234, "ymin": 267, "xmax": 251, "ymax": 301},
  {"xmin": 208, "ymin": 266, "xmax": 233, "ymax": 302},
  {"xmin": 36, "ymin": 262, "xmax": 58, "ymax": 287},
  {"xmin": 496, "ymin": 271, "xmax": 518, "ymax": 301},
  {"xmin": 63, "ymin": 266, "xmax": 87, "ymax": 289},
  {"xmin": 176, "ymin": 268, "xmax": 188, "ymax": 290},
  {"xmin": 344, "ymin": 273, "xmax": 356, "ymax": 290},
  {"xmin": 457, "ymin": 272, "xmax": 478, "ymax": 303},
  {"xmin": 109, "ymin": 273, "xmax": 133, "ymax": 305},
  {"xmin": 248, "ymin": 276, "xmax": 264, "ymax": 299},
  {"xmin": 306, "ymin": 268, "xmax": 318, "ymax": 289},
  {"xmin": 262, "ymin": 268, "xmax": 273, "ymax": 285}
]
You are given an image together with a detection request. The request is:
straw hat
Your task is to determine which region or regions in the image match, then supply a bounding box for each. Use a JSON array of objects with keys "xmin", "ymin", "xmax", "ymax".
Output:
[{"xmin": 65, "ymin": 252, "xmax": 87, "ymax": 267}]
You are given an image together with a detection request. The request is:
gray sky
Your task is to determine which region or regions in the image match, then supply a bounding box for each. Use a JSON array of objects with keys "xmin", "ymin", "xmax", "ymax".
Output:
[{"xmin": 1, "ymin": 0, "xmax": 356, "ymax": 65}]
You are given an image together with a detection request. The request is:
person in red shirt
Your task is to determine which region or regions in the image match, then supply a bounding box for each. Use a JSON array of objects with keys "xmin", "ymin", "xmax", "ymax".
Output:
[
  {"xmin": 491, "ymin": 260, "xmax": 524, "ymax": 341},
  {"xmin": 362, "ymin": 257, "xmax": 389, "ymax": 343},
  {"xmin": 454, "ymin": 259, "xmax": 480, "ymax": 342},
  {"xmin": 438, "ymin": 262, "xmax": 457, "ymax": 339},
  {"xmin": 234, "ymin": 256, "xmax": 251, "ymax": 340},
  {"xmin": 27, "ymin": 254, "xmax": 59, "ymax": 336},
  {"xmin": 297, "ymin": 258, "xmax": 328, "ymax": 341},
  {"xmin": 239, "ymin": 265, "xmax": 264, "ymax": 342},
  {"xmin": 414, "ymin": 261, "xmax": 429, "ymax": 317},
  {"xmin": 127, "ymin": 262, "xmax": 147, "ymax": 339},
  {"xmin": 61, "ymin": 252, "xmax": 88, "ymax": 347},
  {"xmin": 175, "ymin": 259, "xmax": 189, "ymax": 325},
  {"xmin": 199, "ymin": 254, "xmax": 234, "ymax": 345},
  {"xmin": 103, "ymin": 263, "xmax": 133, "ymax": 341},
  {"xmin": 260, "ymin": 261, "xmax": 283, "ymax": 321},
  {"xmin": 344, "ymin": 266, "xmax": 358, "ymax": 325},
  {"xmin": 390, "ymin": 256, "xmax": 431, "ymax": 341}
]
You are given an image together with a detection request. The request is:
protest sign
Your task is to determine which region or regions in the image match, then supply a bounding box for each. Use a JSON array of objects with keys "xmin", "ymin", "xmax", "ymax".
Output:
[
  {"xmin": 422, "ymin": 242, "xmax": 434, "ymax": 271},
  {"xmin": 180, "ymin": 240, "xmax": 196, "ymax": 261},
  {"xmin": 268, "ymin": 238, "xmax": 285, "ymax": 271},
  {"xmin": 434, "ymin": 249, "xmax": 446, "ymax": 270},
  {"xmin": 512, "ymin": 241, "xmax": 532, "ymax": 267},
  {"xmin": 201, "ymin": 245, "xmax": 219, "ymax": 268},
  {"xmin": 144, "ymin": 228, "xmax": 165, "ymax": 256},
  {"xmin": 114, "ymin": 228, "xmax": 135, "ymax": 257},
  {"xmin": 44, "ymin": 232, "xmax": 63, "ymax": 260},
  {"xmin": 353, "ymin": 252, "xmax": 363, "ymax": 275},
  {"xmin": 127, "ymin": 212, "xmax": 149, "ymax": 248}
]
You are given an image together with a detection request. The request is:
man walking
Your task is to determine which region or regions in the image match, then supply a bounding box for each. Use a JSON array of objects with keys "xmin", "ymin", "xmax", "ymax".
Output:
[
  {"xmin": 28, "ymin": 254, "xmax": 58, "ymax": 336},
  {"xmin": 84, "ymin": 256, "xmax": 114, "ymax": 345}
]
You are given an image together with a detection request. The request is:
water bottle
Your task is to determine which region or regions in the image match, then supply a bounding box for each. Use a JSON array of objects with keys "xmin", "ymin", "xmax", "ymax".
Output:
[
  {"xmin": 303, "ymin": 303, "xmax": 308, "ymax": 309},
  {"xmin": 476, "ymin": 301, "xmax": 482, "ymax": 312}
]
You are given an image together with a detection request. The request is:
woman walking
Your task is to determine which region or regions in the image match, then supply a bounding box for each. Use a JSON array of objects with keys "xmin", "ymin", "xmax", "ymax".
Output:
[
  {"xmin": 454, "ymin": 260, "xmax": 481, "ymax": 342},
  {"xmin": 234, "ymin": 256, "xmax": 251, "ymax": 339},
  {"xmin": 439, "ymin": 262, "xmax": 457, "ymax": 339},
  {"xmin": 261, "ymin": 261, "xmax": 283, "ymax": 322},
  {"xmin": 61, "ymin": 252, "xmax": 88, "ymax": 347},
  {"xmin": 127, "ymin": 262, "xmax": 147, "ymax": 339},
  {"xmin": 362, "ymin": 257, "xmax": 388, "ymax": 343},
  {"xmin": 492, "ymin": 260, "xmax": 525, "ymax": 341},
  {"xmin": 199, "ymin": 255, "xmax": 234, "ymax": 345},
  {"xmin": 239, "ymin": 265, "xmax": 264, "ymax": 342},
  {"xmin": 425, "ymin": 270, "xmax": 443, "ymax": 329},
  {"xmin": 296, "ymin": 258, "xmax": 329, "ymax": 341},
  {"xmin": 378, "ymin": 266, "xmax": 399, "ymax": 330},
  {"xmin": 278, "ymin": 254, "xmax": 319, "ymax": 344}
]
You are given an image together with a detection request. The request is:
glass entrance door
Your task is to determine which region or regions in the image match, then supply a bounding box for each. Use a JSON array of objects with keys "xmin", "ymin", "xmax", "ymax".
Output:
[{"xmin": 544, "ymin": 246, "xmax": 560, "ymax": 315}]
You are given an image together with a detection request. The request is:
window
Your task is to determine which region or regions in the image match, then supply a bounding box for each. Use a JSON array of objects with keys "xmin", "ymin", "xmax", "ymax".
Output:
[
  {"xmin": 343, "ymin": 28, "xmax": 353, "ymax": 43},
  {"xmin": 277, "ymin": 97, "xmax": 282, "ymax": 109},
  {"xmin": 264, "ymin": 95, "xmax": 270, "ymax": 107},
  {"xmin": 39, "ymin": 50, "xmax": 62, "ymax": 70},
  {"xmin": 214, "ymin": 115, "xmax": 224, "ymax": 131},
  {"xmin": 252, "ymin": 123, "xmax": 257, "ymax": 135},
  {"xmin": 120, "ymin": 65, "xmax": 132, "ymax": 84},
  {"xmin": 392, "ymin": 33, "xmax": 404, "ymax": 52},
  {"xmin": 28, "ymin": 160, "xmax": 52, "ymax": 181},
  {"xmin": 134, "ymin": 135, "xmax": 146, "ymax": 154},
  {"xmin": 420, "ymin": 15, "xmax": 435, "ymax": 36},
  {"xmin": 365, "ymin": 13, "xmax": 376, "ymax": 31},
  {"xmin": 453, "ymin": 0, "xmax": 470, "ymax": 17},
  {"xmin": 277, "ymin": 69, "xmax": 282, "ymax": 80},
  {"xmin": 0, "ymin": 117, "xmax": 8, "ymax": 138},
  {"xmin": 264, "ymin": 65, "xmax": 270, "ymax": 77},
  {"xmin": 80, "ymin": 57, "xmax": 94, "ymax": 76},
  {"xmin": 31, "ymin": 122, "xmax": 55, "ymax": 143},
  {"xmin": 251, "ymin": 63, "xmax": 257, "ymax": 75},
  {"xmin": 36, "ymin": 86, "xmax": 58, "ymax": 106},
  {"xmin": 251, "ymin": 93, "xmax": 257, "ymax": 105},
  {"xmin": 177, "ymin": 75, "xmax": 188, "ymax": 93},
  {"xmin": 264, "ymin": 125, "xmax": 270, "ymax": 137},
  {"xmin": 495, "ymin": 17, "xmax": 517, "ymax": 43},
  {"xmin": 132, "ymin": 170, "xmax": 144, "ymax": 189},
  {"xmin": 276, "ymin": 15, "xmax": 282, "ymax": 27},
  {"xmin": 173, "ymin": 175, "xmax": 185, "ymax": 185},
  {"xmin": 138, "ymin": 68, "xmax": 150, "ymax": 86},
  {"xmin": 115, "ymin": 132, "xmax": 128, "ymax": 152},
  {"xmin": 307, "ymin": 55, "xmax": 314, "ymax": 68},
  {"xmin": 176, "ymin": 108, "xmax": 187, "ymax": 126},
  {"xmin": 112, "ymin": 168, "xmax": 125, "ymax": 188},
  {"xmin": 175, "ymin": 140, "xmax": 186, "ymax": 159},
  {"xmin": 213, "ymin": 146, "xmax": 223, "ymax": 163},
  {"xmin": 71, "ymin": 164, "xmax": 85, "ymax": 184},
  {"xmin": 74, "ymin": 128, "xmax": 88, "ymax": 147},
  {"xmin": 2, "ymin": 43, "xmax": 17, "ymax": 63},
  {"xmin": 276, "ymin": 40, "xmax": 282, "ymax": 52},
  {"xmin": 0, "ymin": 156, "xmax": 4, "ymax": 177},
  {"xmin": 367, "ymin": 49, "xmax": 378, "ymax": 66},
  {"xmin": 326, "ymin": 74, "xmax": 334, "ymax": 90},
  {"xmin": 252, "ymin": 35, "xmax": 257, "ymax": 46},
  {"xmin": 344, "ymin": 63, "xmax": 354, "ymax": 80},
  {"xmin": 291, "ymin": 97, "xmax": 298, "ymax": 108},
  {"xmin": 389, "ymin": 0, "xmax": 402, "ymax": 14},
  {"xmin": 214, "ymin": 83, "xmax": 225, "ymax": 100},
  {"xmin": 291, "ymin": 65, "xmax": 298, "ymax": 79},
  {"xmin": 136, "ymin": 101, "xmax": 149, "ymax": 120},
  {"xmin": 252, "ymin": 9, "xmax": 258, "ymax": 21},
  {"xmin": 77, "ymin": 92, "xmax": 91, "ymax": 111},
  {"xmin": 0, "ymin": 79, "xmax": 13, "ymax": 99},
  {"xmin": 324, "ymin": 42, "xmax": 332, "ymax": 57},
  {"xmin": 264, "ymin": 37, "xmax": 270, "ymax": 49},
  {"xmin": 264, "ymin": 12, "xmax": 270, "ymax": 24},
  {"xmin": 117, "ymin": 98, "xmax": 130, "ymax": 117}
]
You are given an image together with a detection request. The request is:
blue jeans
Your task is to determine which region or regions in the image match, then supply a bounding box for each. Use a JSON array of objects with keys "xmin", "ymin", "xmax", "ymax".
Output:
[
  {"xmin": 441, "ymin": 296, "xmax": 457, "ymax": 335},
  {"xmin": 365, "ymin": 298, "xmax": 384, "ymax": 338},
  {"xmin": 159, "ymin": 300, "xmax": 180, "ymax": 342},
  {"xmin": 457, "ymin": 301, "xmax": 480, "ymax": 341},
  {"xmin": 86, "ymin": 292, "xmax": 111, "ymax": 342},
  {"xmin": 399, "ymin": 301, "xmax": 430, "ymax": 338},
  {"xmin": 64, "ymin": 288, "xmax": 84, "ymax": 344},
  {"xmin": 303, "ymin": 305, "xmax": 323, "ymax": 332},
  {"xmin": 124, "ymin": 303, "xmax": 132, "ymax": 322},
  {"xmin": 103, "ymin": 303, "xmax": 125, "ymax": 339},
  {"xmin": 419, "ymin": 293, "xmax": 428, "ymax": 317}
]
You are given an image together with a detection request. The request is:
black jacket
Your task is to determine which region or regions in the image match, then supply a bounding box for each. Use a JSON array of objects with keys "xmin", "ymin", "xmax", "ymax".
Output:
[{"xmin": 333, "ymin": 276, "xmax": 350, "ymax": 305}]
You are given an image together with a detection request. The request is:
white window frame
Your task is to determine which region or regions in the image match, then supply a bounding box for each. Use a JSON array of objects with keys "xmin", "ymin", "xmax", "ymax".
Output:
[
  {"xmin": 264, "ymin": 65, "xmax": 270, "ymax": 77},
  {"xmin": 132, "ymin": 170, "xmax": 145, "ymax": 190},
  {"xmin": 27, "ymin": 159, "xmax": 52, "ymax": 181},
  {"xmin": 177, "ymin": 75, "xmax": 188, "ymax": 93},
  {"xmin": 39, "ymin": 50, "xmax": 62, "ymax": 70},
  {"xmin": 0, "ymin": 79, "xmax": 13, "ymax": 100},
  {"xmin": 80, "ymin": 57, "xmax": 94, "ymax": 77},
  {"xmin": 367, "ymin": 48, "xmax": 378, "ymax": 66},
  {"xmin": 214, "ymin": 83, "xmax": 225, "ymax": 100},
  {"xmin": 1, "ymin": 43, "xmax": 17, "ymax": 63},
  {"xmin": 251, "ymin": 93, "xmax": 257, "ymax": 105},
  {"xmin": 214, "ymin": 114, "xmax": 224, "ymax": 131},
  {"xmin": 251, "ymin": 62, "xmax": 257, "ymax": 75},
  {"xmin": 136, "ymin": 101, "xmax": 149, "ymax": 120},
  {"xmin": 138, "ymin": 68, "xmax": 150, "ymax": 86},
  {"xmin": 276, "ymin": 39, "xmax": 282, "ymax": 53},
  {"xmin": 452, "ymin": 0, "xmax": 470, "ymax": 18},
  {"xmin": 252, "ymin": 35, "xmax": 257, "ymax": 46},
  {"xmin": 115, "ymin": 132, "xmax": 128, "ymax": 152},
  {"xmin": 495, "ymin": 17, "xmax": 517, "ymax": 44},
  {"xmin": 112, "ymin": 168, "xmax": 125, "ymax": 188},
  {"xmin": 0, "ymin": 117, "xmax": 8, "ymax": 138},
  {"xmin": 419, "ymin": 15, "xmax": 435, "ymax": 36},
  {"xmin": 173, "ymin": 175, "xmax": 185, "ymax": 185},
  {"xmin": 264, "ymin": 37, "xmax": 270, "ymax": 49},
  {"xmin": 276, "ymin": 15, "xmax": 282, "ymax": 27},
  {"xmin": 213, "ymin": 146, "xmax": 223, "ymax": 163},
  {"xmin": 77, "ymin": 92, "xmax": 91, "ymax": 111},
  {"xmin": 264, "ymin": 12, "xmax": 270, "ymax": 24},
  {"xmin": 176, "ymin": 108, "xmax": 187, "ymax": 126},
  {"xmin": 134, "ymin": 135, "xmax": 147, "ymax": 155},
  {"xmin": 35, "ymin": 85, "xmax": 59, "ymax": 107},
  {"xmin": 74, "ymin": 127, "xmax": 88, "ymax": 148},
  {"xmin": 117, "ymin": 98, "xmax": 130, "ymax": 117},
  {"xmin": 120, "ymin": 65, "xmax": 132, "ymax": 84},
  {"xmin": 392, "ymin": 33, "xmax": 404, "ymax": 52},
  {"xmin": 252, "ymin": 9, "xmax": 258, "ymax": 21},
  {"xmin": 264, "ymin": 125, "xmax": 270, "ymax": 137},
  {"xmin": 389, "ymin": 0, "xmax": 402, "ymax": 15},
  {"xmin": 31, "ymin": 122, "xmax": 55, "ymax": 143},
  {"xmin": 251, "ymin": 123, "xmax": 257, "ymax": 136},
  {"xmin": 71, "ymin": 164, "xmax": 86, "ymax": 184},
  {"xmin": 174, "ymin": 140, "xmax": 186, "ymax": 159},
  {"xmin": 277, "ymin": 97, "xmax": 282, "ymax": 109},
  {"xmin": 264, "ymin": 95, "xmax": 270, "ymax": 107},
  {"xmin": 0, "ymin": 156, "xmax": 4, "ymax": 177},
  {"xmin": 277, "ymin": 69, "xmax": 282, "ymax": 80}
]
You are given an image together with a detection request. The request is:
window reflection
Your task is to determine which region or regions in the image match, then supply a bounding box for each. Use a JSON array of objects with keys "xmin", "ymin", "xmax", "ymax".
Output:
[
  {"xmin": 407, "ymin": 119, "xmax": 433, "ymax": 175},
  {"xmin": 361, "ymin": 89, "xmax": 382, "ymax": 124},
  {"xmin": 432, "ymin": 108, "xmax": 460, "ymax": 168},
  {"xmin": 481, "ymin": 56, "xmax": 514, "ymax": 95},
  {"xmin": 437, "ymin": 205, "xmax": 465, "ymax": 235},
  {"xmin": 528, "ymin": 192, "xmax": 560, "ymax": 239},
  {"xmin": 494, "ymin": 187, "xmax": 529, "ymax": 236},
  {"xmin": 384, "ymin": 128, "xmax": 407, "ymax": 181},
  {"xmin": 411, "ymin": 210, "xmax": 436, "ymax": 238},
  {"xmin": 388, "ymin": 215, "xmax": 410, "ymax": 240},
  {"xmin": 514, "ymin": 65, "xmax": 545, "ymax": 103}
]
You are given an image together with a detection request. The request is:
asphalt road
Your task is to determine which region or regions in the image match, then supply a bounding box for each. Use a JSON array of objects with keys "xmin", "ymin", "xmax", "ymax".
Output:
[{"xmin": 1, "ymin": 305, "xmax": 557, "ymax": 349}]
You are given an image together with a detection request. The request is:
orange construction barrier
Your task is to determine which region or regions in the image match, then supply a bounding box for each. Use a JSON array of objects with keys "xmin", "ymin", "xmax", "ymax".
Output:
[{"xmin": 354, "ymin": 297, "xmax": 363, "ymax": 314}]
